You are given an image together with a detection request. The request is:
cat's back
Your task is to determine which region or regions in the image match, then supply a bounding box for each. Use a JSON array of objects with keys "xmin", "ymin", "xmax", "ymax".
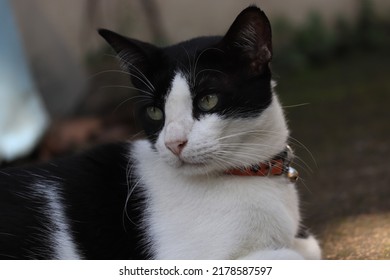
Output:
[{"xmin": 0, "ymin": 143, "xmax": 147, "ymax": 259}]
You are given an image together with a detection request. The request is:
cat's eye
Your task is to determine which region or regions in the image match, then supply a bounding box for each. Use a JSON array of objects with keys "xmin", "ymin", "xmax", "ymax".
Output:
[
  {"xmin": 146, "ymin": 106, "xmax": 164, "ymax": 121},
  {"xmin": 198, "ymin": 94, "xmax": 218, "ymax": 112}
]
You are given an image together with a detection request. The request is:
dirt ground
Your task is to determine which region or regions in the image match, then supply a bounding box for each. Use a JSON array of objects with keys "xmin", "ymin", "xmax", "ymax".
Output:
[{"xmin": 278, "ymin": 53, "xmax": 390, "ymax": 259}]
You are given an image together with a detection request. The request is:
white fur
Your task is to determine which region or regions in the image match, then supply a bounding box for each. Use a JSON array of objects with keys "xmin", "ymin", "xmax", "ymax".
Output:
[
  {"xmin": 133, "ymin": 73, "xmax": 321, "ymax": 259},
  {"xmin": 35, "ymin": 182, "xmax": 81, "ymax": 259},
  {"xmin": 293, "ymin": 235, "xmax": 322, "ymax": 259},
  {"xmin": 156, "ymin": 73, "xmax": 194, "ymax": 167}
]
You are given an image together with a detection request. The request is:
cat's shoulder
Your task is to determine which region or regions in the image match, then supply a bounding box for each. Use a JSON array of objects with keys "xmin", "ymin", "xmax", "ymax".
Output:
[{"xmin": 0, "ymin": 142, "xmax": 132, "ymax": 186}]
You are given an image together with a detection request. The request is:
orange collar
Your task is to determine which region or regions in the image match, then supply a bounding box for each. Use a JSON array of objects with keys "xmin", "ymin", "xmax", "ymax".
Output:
[
  {"xmin": 224, "ymin": 158, "xmax": 285, "ymax": 176},
  {"xmin": 224, "ymin": 146, "xmax": 299, "ymax": 182}
]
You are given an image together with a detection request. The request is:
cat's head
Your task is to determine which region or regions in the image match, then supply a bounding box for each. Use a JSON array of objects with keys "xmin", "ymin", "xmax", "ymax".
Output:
[{"xmin": 99, "ymin": 6, "xmax": 289, "ymax": 176}]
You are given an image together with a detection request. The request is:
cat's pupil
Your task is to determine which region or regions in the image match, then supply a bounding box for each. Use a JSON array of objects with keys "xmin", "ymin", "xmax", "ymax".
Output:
[
  {"xmin": 198, "ymin": 94, "xmax": 218, "ymax": 112},
  {"xmin": 146, "ymin": 106, "xmax": 164, "ymax": 121}
]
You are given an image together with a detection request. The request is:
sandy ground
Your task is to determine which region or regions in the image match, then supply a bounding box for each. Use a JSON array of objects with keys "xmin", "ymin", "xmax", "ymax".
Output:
[{"xmin": 278, "ymin": 53, "xmax": 390, "ymax": 259}]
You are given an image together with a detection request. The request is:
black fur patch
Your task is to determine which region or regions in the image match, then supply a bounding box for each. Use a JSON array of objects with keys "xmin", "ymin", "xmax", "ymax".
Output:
[
  {"xmin": 0, "ymin": 143, "xmax": 148, "ymax": 259},
  {"xmin": 296, "ymin": 225, "xmax": 311, "ymax": 239}
]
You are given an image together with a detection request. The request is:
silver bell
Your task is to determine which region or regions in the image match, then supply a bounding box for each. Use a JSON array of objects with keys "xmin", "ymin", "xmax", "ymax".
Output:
[{"xmin": 287, "ymin": 167, "xmax": 299, "ymax": 182}]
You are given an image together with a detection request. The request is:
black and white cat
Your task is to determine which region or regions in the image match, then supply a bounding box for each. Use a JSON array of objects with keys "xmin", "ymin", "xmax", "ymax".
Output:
[{"xmin": 0, "ymin": 6, "xmax": 321, "ymax": 260}]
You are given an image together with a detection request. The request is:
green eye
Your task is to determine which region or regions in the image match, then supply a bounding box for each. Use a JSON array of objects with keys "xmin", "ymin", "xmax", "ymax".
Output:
[
  {"xmin": 146, "ymin": 106, "xmax": 164, "ymax": 121},
  {"xmin": 198, "ymin": 94, "xmax": 218, "ymax": 112}
]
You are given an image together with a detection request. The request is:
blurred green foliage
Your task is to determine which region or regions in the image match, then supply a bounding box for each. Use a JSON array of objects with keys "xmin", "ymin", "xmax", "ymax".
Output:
[{"xmin": 272, "ymin": 0, "xmax": 390, "ymax": 73}]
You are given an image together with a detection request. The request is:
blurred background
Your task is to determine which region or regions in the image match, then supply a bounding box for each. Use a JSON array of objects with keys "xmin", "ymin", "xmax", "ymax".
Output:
[{"xmin": 0, "ymin": 0, "xmax": 389, "ymax": 259}]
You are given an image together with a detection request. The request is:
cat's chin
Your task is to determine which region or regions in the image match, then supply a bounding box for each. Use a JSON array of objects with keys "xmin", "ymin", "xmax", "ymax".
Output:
[{"xmin": 179, "ymin": 164, "xmax": 219, "ymax": 177}]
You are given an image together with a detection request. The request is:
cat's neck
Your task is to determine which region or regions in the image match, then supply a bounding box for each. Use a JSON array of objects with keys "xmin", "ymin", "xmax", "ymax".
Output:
[{"xmin": 224, "ymin": 145, "xmax": 299, "ymax": 182}]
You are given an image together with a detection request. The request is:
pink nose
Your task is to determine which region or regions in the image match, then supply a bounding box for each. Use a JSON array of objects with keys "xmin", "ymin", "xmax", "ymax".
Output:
[{"xmin": 165, "ymin": 139, "xmax": 187, "ymax": 156}]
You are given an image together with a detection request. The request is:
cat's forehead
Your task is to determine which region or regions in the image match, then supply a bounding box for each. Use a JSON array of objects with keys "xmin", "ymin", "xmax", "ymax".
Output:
[
  {"xmin": 163, "ymin": 37, "xmax": 223, "ymax": 76},
  {"xmin": 164, "ymin": 36, "xmax": 222, "ymax": 65},
  {"xmin": 153, "ymin": 37, "xmax": 226, "ymax": 100},
  {"xmin": 164, "ymin": 73, "xmax": 193, "ymax": 121}
]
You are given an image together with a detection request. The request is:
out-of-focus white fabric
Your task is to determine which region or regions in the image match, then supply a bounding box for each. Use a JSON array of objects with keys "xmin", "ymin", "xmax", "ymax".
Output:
[{"xmin": 0, "ymin": 0, "xmax": 48, "ymax": 162}]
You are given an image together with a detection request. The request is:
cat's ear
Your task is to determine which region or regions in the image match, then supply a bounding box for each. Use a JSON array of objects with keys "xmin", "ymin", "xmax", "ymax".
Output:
[
  {"xmin": 221, "ymin": 6, "xmax": 272, "ymax": 75},
  {"xmin": 98, "ymin": 28, "xmax": 158, "ymax": 75}
]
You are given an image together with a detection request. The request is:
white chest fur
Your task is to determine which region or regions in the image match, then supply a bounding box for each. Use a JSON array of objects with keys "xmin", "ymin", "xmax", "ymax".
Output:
[{"xmin": 133, "ymin": 141, "xmax": 301, "ymax": 259}]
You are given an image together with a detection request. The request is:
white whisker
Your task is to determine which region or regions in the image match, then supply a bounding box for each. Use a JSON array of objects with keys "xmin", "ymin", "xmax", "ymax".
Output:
[
  {"xmin": 282, "ymin": 103, "xmax": 310, "ymax": 109},
  {"xmin": 100, "ymin": 85, "xmax": 154, "ymax": 97},
  {"xmin": 195, "ymin": 68, "xmax": 226, "ymax": 83},
  {"xmin": 193, "ymin": 47, "xmax": 224, "ymax": 85},
  {"xmin": 116, "ymin": 54, "xmax": 156, "ymax": 92},
  {"xmin": 181, "ymin": 47, "xmax": 195, "ymax": 88},
  {"xmin": 102, "ymin": 54, "xmax": 156, "ymax": 92}
]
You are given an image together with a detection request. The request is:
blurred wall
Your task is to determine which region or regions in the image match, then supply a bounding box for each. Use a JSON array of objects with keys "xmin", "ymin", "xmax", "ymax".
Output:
[
  {"xmin": 13, "ymin": 0, "xmax": 390, "ymax": 50},
  {"xmin": 10, "ymin": 0, "xmax": 390, "ymax": 116},
  {"xmin": 155, "ymin": 0, "xmax": 389, "ymax": 41}
]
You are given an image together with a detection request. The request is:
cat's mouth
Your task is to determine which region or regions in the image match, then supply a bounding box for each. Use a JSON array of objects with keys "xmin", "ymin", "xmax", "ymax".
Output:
[
  {"xmin": 167, "ymin": 147, "xmax": 215, "ymax": 167},
  {"xmin": 170, "ymin": 153, "xmax": 213, "ymax": 171},
  {"xmin": 170, "ymin": 152, "xmax": 229, "ymax": 175}
]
